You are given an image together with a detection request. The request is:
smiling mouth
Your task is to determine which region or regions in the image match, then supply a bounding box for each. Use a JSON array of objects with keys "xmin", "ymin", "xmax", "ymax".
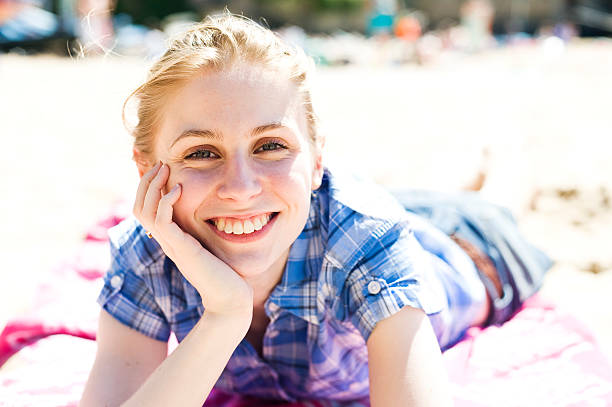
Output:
[{"xmin": 206, "ymin": 213, "xmax": 279, "ymax": 235}]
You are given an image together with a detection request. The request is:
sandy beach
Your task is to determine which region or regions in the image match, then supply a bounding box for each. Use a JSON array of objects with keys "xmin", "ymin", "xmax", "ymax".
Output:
[{"xmin": 1, "ymin": 39, "xmax": 611, "ymax": 367}]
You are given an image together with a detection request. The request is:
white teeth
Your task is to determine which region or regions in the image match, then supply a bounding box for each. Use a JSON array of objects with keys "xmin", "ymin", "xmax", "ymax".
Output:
[
  {"xmin": 232, "ymin": 221, "xmax": 244, "ymax": 235},
  {"xmin": 216, "ymin": 218, "xmax": 225, "ymax": 231},
  {"xmin": 213, "ymin": 214, "xmax": 273, "ymax": 235},
  {"xmin": 243, "ymin": 219, "xmax": 255, "ymax": 234}
]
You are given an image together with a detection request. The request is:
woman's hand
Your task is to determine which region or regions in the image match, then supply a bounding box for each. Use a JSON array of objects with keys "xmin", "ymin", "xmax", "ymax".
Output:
[{"xmin": 133, "ymin": 162, "xmax": 253, "ymax": 320}]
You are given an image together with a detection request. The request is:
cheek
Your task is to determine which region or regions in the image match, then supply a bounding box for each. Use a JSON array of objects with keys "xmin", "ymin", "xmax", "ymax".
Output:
[
  {"xmin": 169, "ymin": 168, "xmax": 218, "ymax": 221},
  {"xmin": 262, "ymin": 152, "xmax": 314, "ymax": 187},
  {"xmin": 261, "ymin": 156, "xmax": 314, "ymax": 207}
]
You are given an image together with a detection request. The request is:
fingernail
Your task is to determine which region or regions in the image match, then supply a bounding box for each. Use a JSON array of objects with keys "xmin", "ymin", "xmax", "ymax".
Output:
[
  {"xmin": 171, "ymin": 184, "xmax": 180, "ymax": 192},
  {"xmin": 156, "ymin": 163, "xmax": 168, "ymax": 175},
  {"xmin": 149, "ymin": 162, "xmax": 161, "ymax": 174}
]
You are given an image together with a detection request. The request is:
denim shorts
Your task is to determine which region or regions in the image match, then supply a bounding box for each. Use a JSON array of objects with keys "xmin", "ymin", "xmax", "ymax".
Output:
[{"xmin": 391, "ymin": 189, "xmax": 553, "ymax": 325}]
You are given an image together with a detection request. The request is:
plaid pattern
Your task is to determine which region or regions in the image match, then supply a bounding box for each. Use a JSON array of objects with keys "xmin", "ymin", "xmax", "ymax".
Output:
[{"xmin": 97, "ymin": 168, "xmax": 486, "ymax": 402}]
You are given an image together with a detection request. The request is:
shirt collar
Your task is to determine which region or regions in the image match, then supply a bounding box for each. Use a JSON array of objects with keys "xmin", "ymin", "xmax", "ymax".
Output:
[
  {"xmin": 264, "ymin": 167, "xmax": 408, "ymax": 326},
  {"xmin": 266, "ymin": 183, "xmax": 325, "ymax": 325}
]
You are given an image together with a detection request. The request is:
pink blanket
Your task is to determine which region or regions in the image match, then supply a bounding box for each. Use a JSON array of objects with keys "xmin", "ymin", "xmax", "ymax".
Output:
[{"xmin": 1, "ymin": 208, "xmax": 611, "ymax": 406}]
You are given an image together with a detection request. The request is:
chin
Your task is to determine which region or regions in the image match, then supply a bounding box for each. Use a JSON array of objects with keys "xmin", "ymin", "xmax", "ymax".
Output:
[
  {"xmin": 191, "ymin": 223, "xmax": 290, "ymax": 280},
  {"xmin": 213, "ymin": 249, "xmax": 277, "ymax": 278},
  {"xmin": 229, "ymin": 259, "xmax": 275, "ymax": 279}
]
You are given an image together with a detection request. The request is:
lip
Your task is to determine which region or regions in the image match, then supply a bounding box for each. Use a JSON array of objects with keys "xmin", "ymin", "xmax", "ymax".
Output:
[
  {"xmin": 206, "ymin": 212, "xmax": 278, "ymax": 243},
  {"xmin": 206, "ymin": 212, "xmax": 273, "ymax": 221}
]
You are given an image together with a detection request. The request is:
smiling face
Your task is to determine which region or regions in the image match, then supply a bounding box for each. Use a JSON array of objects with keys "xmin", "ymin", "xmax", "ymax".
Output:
[{"xmin": 148, "ymin": 64, "xmax": 323, "ymax": 281}]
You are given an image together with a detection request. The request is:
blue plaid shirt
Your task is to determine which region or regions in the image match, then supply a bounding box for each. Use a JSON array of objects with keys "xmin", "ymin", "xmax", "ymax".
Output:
[{"xmin": 98, "ymin": 168, "xmax": 486, "ymax": 402}]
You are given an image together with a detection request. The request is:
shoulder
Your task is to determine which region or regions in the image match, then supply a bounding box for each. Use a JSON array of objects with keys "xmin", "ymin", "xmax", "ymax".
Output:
[
  {"xmin": 107, "ymin": 216, "xmax": 166, "ymax": 275},
  {"xmin": 315, "ymin": 166, "xmax": 412, "ymax": 270},
  {"xmin": 312, "ymin": 169, "xmax": 446, "ymax": 331},
  {"xmin": 322, "ymin": 165, "xmax": 407, "ymax": 222},
  {"xmin": 98, "ymin": 217, "xmax": 174, "ymax": 341}
]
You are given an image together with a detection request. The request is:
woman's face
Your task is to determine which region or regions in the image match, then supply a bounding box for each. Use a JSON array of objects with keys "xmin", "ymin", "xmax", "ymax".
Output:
[{"xmin": 151, "ymin": 65, "xmax": 323, "ymax": 279}]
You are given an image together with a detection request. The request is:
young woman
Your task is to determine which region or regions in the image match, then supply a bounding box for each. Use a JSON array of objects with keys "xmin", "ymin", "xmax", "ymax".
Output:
[{"xmin": 80, "ymin": 13, "xmax": 550, "ymax": 407}]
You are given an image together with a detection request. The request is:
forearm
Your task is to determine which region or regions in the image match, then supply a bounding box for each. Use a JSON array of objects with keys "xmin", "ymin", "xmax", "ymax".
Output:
[
  {"xmin": 122, "ymin": 311, "xmax": 251, "ymax": 407},
  {"xmin": 368, "ymin": 306, "xmax": 454, "ymax": 407}
]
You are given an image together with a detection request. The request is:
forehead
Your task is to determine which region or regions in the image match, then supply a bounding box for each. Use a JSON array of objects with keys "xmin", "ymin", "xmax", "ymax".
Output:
[{"xmin": 156, "ymin": 64, "xmax": 306, "ymax": 146}]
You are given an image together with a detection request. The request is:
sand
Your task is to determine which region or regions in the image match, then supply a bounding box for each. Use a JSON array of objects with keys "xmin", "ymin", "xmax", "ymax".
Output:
[{"xmin": 1, "ymin": 39, "xmax": 611, "ymax": 366}]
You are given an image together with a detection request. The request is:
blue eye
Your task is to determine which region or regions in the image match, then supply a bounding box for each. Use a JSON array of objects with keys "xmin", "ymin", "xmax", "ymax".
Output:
[
  {"xmin": 185, "ymin": 149, "xmax": 218, "ymax": 160},
  {"xmin": 257, "ymin": 142, "xmax": 287, "ymax": 152}
]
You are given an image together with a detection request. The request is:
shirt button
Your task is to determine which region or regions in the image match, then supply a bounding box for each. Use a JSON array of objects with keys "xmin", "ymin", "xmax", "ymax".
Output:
[
  {"xmin": 110, "ymin": 275, "xmax": 123, "ymax": 289},
  {"xmin": 367, "ymin": 280, "xmax": 382, "ymax": 295}
]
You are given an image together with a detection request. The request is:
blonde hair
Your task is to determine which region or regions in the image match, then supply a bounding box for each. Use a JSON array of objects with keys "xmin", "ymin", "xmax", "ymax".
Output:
[{"xmin": 125, "ymin": 12, "xmax": 318, "ymax": 164}]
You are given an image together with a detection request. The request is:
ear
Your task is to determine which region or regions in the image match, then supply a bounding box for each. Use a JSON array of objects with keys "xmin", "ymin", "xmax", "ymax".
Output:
[
  {"xmin": 311, "ymin": 135, "xmax": 326, "ymax": 191},
  {"xmin": 133, "ymin": 148, "xmax": 152, "ymax": 178}
]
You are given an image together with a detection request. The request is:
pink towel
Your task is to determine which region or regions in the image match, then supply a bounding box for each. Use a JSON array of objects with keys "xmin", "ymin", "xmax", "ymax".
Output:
[{"xmin": 1, "ymin": 209, "xmax": 611, "ymax": 406}]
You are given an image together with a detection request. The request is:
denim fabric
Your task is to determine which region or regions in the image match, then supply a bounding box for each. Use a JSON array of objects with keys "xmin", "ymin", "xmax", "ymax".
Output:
[{"xmin": 391, "ymin": 189, "xmax": 552, "ymax": 325}]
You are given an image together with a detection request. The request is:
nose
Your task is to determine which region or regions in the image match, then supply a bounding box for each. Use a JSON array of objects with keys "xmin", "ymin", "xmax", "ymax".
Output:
[{"xmin": 216, "ymin": 156, "xmax": 263, "ymax": 202}]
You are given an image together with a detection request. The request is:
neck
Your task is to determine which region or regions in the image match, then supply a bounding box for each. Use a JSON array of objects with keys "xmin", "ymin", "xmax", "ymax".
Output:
[{"xmin": 244, "ymin": 249, "xmax": 289, "ymax": 309}]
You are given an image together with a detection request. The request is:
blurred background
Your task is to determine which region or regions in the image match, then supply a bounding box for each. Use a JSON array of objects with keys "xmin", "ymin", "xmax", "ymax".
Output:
[
  {"xmin": 1, "ymin": 0, "xmax": 611, "ymax": 366},
  {"xmin": 2, "ymin": 1, "xmax": 612, "ymax": 58}
]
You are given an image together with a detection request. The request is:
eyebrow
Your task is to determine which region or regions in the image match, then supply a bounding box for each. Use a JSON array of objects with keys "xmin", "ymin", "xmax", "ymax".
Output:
[{"xmin": 171, "ymin": 122, "xmax": 286, "ymax": 148}]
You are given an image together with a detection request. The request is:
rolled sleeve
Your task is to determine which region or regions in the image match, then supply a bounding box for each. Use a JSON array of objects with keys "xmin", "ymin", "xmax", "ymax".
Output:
[
  {"xmin": 344, "ymin": 223, "xmax": 445, "ymax": 342},
  {"xmin": 97, "ymin": 239, "xmax": 171, "ymax": 342}
]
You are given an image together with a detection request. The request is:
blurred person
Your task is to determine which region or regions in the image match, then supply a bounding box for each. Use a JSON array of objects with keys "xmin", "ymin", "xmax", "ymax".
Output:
[
  {"xmin": 460, "ymin": 0, "xmax": 495, "ymax": 51},
  {"xmin": 394, "ymin": 13, "xmax": 421, "ymax": 42},
  {"xmin": 79, "ymin": 12, "xmax": 551, "ymax": 407},
  {"xmin": 76, "ymin": 0, "xmax": 114, "ymax": 53},
  {"xmin": 0, "ymin": 0, "xmax": 59, "ymax": 42},
  {"xmin": 0, "ymin": 0, "xmax": 113, "ymax": 52},
  {"xmin": 366, "ymin": 0, "xmax": 397, "ymax": 37}
]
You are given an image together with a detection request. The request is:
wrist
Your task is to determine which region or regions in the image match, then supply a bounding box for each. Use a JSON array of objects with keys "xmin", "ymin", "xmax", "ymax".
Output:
[{"xmin": 201, "ymin": 308, "xmax": 253, "ymax": 339}]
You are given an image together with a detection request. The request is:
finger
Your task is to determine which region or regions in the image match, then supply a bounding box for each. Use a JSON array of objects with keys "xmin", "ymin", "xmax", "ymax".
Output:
[
  {"xmin": 155, "ymin": 184, "xmax": 184, "ymax": 241},
  {"xmin": 155, "ymin": 184, "xmax": 202, "ymax": 259},
  {"xmin": 156, "ymin": 184, "xmax": 181, "ymax": 226},
  {"xmin": 133, "ymin": 161, "xmax": 162, "ymax": 216},
  {"xmin": 141, "ymin": 163, "xmax": 170, "ymax": 226}
]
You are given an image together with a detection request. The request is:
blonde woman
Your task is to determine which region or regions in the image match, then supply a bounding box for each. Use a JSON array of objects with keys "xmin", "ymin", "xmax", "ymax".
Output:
[{"xmin": 80, "ymin": 13, "xmax": 550, "ymax": 407}]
